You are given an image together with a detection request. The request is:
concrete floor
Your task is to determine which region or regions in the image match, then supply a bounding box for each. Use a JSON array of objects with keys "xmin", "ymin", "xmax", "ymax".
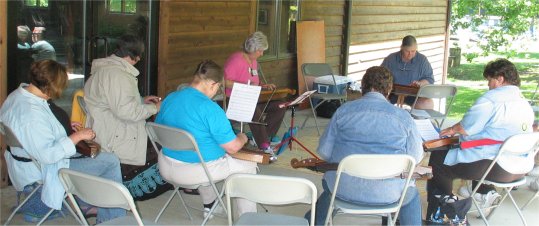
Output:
[{"xmin": 1, "ymin": 109, "xmax": 539, "ymax": 225}]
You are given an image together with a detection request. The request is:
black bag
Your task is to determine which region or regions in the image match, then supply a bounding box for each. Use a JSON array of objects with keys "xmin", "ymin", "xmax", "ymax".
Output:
[
  {"xmin": 427, "ymin": 193, "xmax": 472, "ymax": 225},
  {"xmin": 315, "ymin": 100, "xmax": 341, "ymax": 118}
]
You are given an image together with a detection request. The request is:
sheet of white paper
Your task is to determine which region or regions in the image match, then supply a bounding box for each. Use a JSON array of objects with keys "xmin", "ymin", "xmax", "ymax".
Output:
[
  {"xmin": 410, "ymin": 109, "xmax": 431, "ymax": 118},
  {"xmin": 289, "ymin": 90, "xmax": 317, "ymax": 106},
  {"xmin": 226, "ymin": 83, "xmax": 261, "ymax": 122},
  {"xmin": 414, "ymin": 119, "xmax": 440, "ymax": 141}
]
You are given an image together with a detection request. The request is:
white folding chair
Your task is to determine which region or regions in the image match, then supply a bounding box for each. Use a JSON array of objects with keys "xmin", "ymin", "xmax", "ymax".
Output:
[
  {"xmin": 0, "ymin": 122, "xmax": 80, "ymax": 226},
  {"xmin": 225, "ymin": 174, "xmax": 317, "ymax": 226},
  {"xmin": 325, "ymin": 154, "xmax": 415, "ymax": 226},
  {"xmin": 145, "ymin": 122, "xmax": 227, "ymax": 225},
  {"xmin": 521, "ymin": 187, "xmax": 539, "ymax": 210},
  {"xmin": 467, "ymin": 133, "xmax": 539, "ymax": 226},
  {"xmin": 409, "ymin": 84, "xmax": 457, "ymax": 129},
  {"xmin": 58, "ymin": 168, "xmax": 154, "ymax": 226},
  {"xmin": 301, "ymin": 63, "xmax": 347, "ymax": 135}
]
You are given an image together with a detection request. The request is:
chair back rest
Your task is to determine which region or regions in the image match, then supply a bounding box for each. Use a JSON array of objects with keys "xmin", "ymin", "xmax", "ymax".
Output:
[
  {"xmin": 58, "ymin": 168, "xmax": 144, "ymax": 225},
  {"xmin": 496, "ymin": 132, "xmax": 539, "ymax": 174},
  {"xmin": 145, "ymin": 122, "xmax": 199, "ymax": 153},
  {"xmin": 0, "ymin": 122, "xmax": 23, "ymax": 148},
  {"xmin": 337, "ymin": 154, "xmax": 415, "ymax": 179},
  {"xmin": 413, "ymin": 84, "xmax": 457, "ymax": 114},
  {"xmin": 302, "ymin": 63, "xmax": 337, "ymax": 93},
  {"xmin": 226, "ymin": 174, "xmax": 317, "ymax": 205}
]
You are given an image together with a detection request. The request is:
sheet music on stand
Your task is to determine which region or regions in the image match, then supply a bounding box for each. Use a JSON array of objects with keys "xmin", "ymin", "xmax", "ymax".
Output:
[
  {"xmin": 226, "ymin": 83, "xmax": 261, "ymax": 122},
  {"xmin": 279, "ymin": 90, "xmax": 317, "ymax": 108},
  {"xmin": 414, "ymin": 119, "xmax": 440, "ymax": 141}
]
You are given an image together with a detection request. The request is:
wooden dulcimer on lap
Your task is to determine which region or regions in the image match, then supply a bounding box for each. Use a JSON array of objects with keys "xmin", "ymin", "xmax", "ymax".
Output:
[
  {"xmin": 423, "ymin": 137, "xmax": 459, "ymax": 151},
  {"xmin": 258, "ymin": 88, "xmax": 296, "ymax": 103},
  {"xmin": 290, "ymin": 158, "xmax": 433, "ymax": 180},
  {"xmin": 230, "ymin": 148, "xmax": 271, "ymax": 165}
]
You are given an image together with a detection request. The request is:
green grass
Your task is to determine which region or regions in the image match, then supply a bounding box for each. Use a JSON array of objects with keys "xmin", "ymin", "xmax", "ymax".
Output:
[{"xmin": 447, "ymin": 52, "xmax": 539, "ymax": 120}]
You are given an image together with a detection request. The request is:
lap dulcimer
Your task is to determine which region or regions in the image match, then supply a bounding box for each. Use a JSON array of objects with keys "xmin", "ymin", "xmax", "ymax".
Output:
[
  {"xmin": 290, "ymin": 158, "xmax": 433, "ymax": 180},
  {"xmin": 230, "ymin": 148, "xmax": 271, "ymax": 165}
]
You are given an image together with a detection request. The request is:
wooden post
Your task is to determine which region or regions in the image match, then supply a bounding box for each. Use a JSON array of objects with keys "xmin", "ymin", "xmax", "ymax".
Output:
[{"xmin": 0, "ymin": 0, "xmax": 9, "ymax": 188}]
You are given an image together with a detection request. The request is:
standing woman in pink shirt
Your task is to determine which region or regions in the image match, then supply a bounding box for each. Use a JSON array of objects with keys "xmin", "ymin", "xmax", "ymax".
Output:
[{"xmin": 223, "ymin": 31, "xmax": 286, "ymax": 156}]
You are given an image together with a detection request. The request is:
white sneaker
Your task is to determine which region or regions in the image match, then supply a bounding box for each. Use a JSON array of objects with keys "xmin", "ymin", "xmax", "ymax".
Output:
[
  {"xmin": 474, "ymin": 190, "xmax": 501, "ymax": 218},
  {"xmin": 458, "ymin": 184, "xmax": 472, "ymax": 198},
  {"xmin": 261, "ymin": 146, "xmax": 277, "ymax": 162}
]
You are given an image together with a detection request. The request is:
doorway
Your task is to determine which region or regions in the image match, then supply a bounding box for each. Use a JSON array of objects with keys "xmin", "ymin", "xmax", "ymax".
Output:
[{"xmin": 7, "ymin": 0, "xmax": 158, "ymax": 114}]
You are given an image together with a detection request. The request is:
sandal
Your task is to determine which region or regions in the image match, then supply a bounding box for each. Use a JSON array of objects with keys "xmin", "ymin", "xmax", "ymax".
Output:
[{"xmin": 181, "ymin": 188, "xmax": 200, "ymax": 195}]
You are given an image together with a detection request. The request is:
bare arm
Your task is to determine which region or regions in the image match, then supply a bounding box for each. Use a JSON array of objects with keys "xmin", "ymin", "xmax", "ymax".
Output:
[
  {"xmin": 440, "ymin": 122, "xmax": 468, "ymax": 137},
  {"xmin": 221, "ymin": 133, "xmax": 248, "ymax": 154}
]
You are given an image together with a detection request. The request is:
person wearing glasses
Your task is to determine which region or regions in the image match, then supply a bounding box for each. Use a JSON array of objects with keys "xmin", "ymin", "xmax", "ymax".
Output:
[
  {"xmin": 84, "ymin": 34, "xmax": 161, "ymax": 166},
  {"xmin": 381, "ymin": 35, "xmax": 434, "ymax": 109},
  {"xmin": 155, "ymin": 60, "xmax": 257, "ymax": 218},
  {"xmin": 223, "ymin": 31, "xmax": 286, "ymax": 156}
]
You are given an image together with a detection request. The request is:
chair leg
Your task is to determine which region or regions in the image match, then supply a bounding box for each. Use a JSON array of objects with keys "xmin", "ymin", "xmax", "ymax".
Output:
[
  {"xmin": 4, "ymin": 184, "xmax": 42, "ymax": 226},
  {"xmin": 155, "ymin": 186, "xmax": 192, "ymax": 223},
  {"xmin": 37, "ymin": 208, "xmax": 55, "ymax": 226},
  {"xmin": 201, "ymin": 184, "xmax": 227, "ymax": 226},
  {"xmin": 301, "ymin": 98, "xmax": 321, "ymax": 136},
  {"xmin": 521, "ymin": 189, "xmax": 539, "ymax": 210},
  {"xmin": 62, "ymin": 199, "xmax": 83, "ymax": 225},
  {"xmin": 504, "ymin": 188, "xmax": 528, "ymax": 226},
  {"xmin": 175, "ymin": 188, "xmax": 193, "ymax": 221},
  {"xmin": 471, "ymin": 195, "xmax": 490, "ymax": 226}
]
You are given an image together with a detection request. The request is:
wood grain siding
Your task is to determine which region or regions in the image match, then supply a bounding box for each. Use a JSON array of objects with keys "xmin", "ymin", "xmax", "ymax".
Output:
[
  {"xmin": 301, "ymin": 0, "xmax": 346, "ymax": 75},
  {"xmin": 347, "ymin": 0, "xmax": 448, "ymax": 83},
  {"xmin": 158, "ymin": 1, "xmax": 255, "ymax": 97}
]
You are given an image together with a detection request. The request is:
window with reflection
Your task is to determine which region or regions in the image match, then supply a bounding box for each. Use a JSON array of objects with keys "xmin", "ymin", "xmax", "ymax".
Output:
[
  {"xmin": 25, "ymin": 0, "xmax": 48, "ymax": 7},
  {"xmin": 109, "ymin": 0, "xmax": 137, "ymax": 14},
  {"xmin": 257, "ymin": 0, "xmax": 299, "ymax": 60}
]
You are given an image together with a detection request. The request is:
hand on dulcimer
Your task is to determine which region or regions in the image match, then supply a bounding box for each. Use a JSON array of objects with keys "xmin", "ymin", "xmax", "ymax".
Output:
[{"xmin": 290, "ymin": 158, "xmax": 433, "ymax": 180}]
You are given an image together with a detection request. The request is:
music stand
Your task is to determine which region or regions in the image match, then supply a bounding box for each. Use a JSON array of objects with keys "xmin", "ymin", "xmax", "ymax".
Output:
[{"xmin": 274, "ymin": 90, "xmax": 321, "ymax": 160}]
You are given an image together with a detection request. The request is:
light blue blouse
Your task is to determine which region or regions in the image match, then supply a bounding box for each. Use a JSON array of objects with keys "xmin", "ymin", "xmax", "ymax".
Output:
[
  {"xmin": 318, "ymin": 92, "xmax": 424, "ymax": 204},
  {"xmin": 444, "ymin": 85, "xmax": 534, "ymax": 170},
  {"xmin": 0, "ymin": 84, "xmax": 76, "ymax": 209}
]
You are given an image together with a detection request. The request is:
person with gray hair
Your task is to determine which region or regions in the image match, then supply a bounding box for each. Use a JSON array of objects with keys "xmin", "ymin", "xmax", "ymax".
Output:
[
  {"xmin": 223, "ymin": 31, "xmax": 286, "ymax": 157},
  {"xmin": 381, "ymin": 35, "xmax": 434, "ymax": 109}
]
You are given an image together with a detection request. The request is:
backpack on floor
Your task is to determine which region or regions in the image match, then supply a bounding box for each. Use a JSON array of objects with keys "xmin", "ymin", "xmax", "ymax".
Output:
[{"xmin": 427, "ymin": 193, "xmax": 472, "ymax": 225}]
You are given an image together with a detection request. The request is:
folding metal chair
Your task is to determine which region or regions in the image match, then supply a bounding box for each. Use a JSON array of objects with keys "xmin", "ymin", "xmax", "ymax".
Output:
[
  {"xmin": 0, "ymin": 122, "xmax": 80, "ymax": 226},
  {"xmin": 409, "ymin": 84, "xmax": 457, "ymax": 129},
  {"xmin": 225, "ymin": 173, "xmax": 317, "ymax": 226},
  {"xmin": 325, "ymin": 154, "xmax": 415, "ymax": 226},
  {"xmin": 301, "ymin": 63, "xmax": 347, "ymax": 135},
  {"xmin": 468, "ymin": 133, "xmax": 539, "ymax": 226},
  {"xmin": 521, "ymin": 186, "xmax": 539, "ymax": 210},
  {"xmin": 58, "ymin": 168, "xmax": 155, "ymax": 226},
  {"xmin": 145, "ymin": 122, "xmax": 227, "ymax": 225}
]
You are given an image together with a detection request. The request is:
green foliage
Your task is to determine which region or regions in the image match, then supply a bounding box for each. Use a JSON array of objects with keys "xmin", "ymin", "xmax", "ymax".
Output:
[
  {"xmin": 463, "ymin": 52, "xmax": 479, "ymax": 63},
  {"xmin": 447, "ymin": 85, "xmax": 486, "ymax": 119},
  {"xmin": 451, "ymin": 0, "xmax": 539, "ymax": 53}
]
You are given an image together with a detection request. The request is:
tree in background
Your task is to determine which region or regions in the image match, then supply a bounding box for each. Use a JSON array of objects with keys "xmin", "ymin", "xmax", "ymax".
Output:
[{"xmin": 451, "ymin": 0, "xmax": 539, "ymax": 56}]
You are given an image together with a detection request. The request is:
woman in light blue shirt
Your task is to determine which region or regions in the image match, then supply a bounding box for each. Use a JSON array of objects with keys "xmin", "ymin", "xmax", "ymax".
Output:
[
  {"xmin": 426, "ymin": 58, "xmax": 534, "ymax": 219},
  {"xmin": 0, "ymin": 60, "xmax": 125, "ymax": 223}
]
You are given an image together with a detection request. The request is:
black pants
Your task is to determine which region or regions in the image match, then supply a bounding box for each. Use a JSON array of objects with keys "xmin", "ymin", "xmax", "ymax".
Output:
[
  {"xmin": 250, "ymin": 101, "xmax": 286, "ymax": 149},
  {"xmin": 426, "ymin": 149, "xmax": 525, "ymax": 217}
]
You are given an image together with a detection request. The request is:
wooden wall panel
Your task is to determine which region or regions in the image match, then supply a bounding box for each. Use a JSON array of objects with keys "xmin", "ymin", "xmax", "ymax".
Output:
[
  {"xmin": 347, "ymin": 0, "xmax": 449, "ymax": 83},
  {"xmin": 301, "ymin": 0, "xmax": 346, "ymax": 74},
  {"xmin": 158, "ymin": 0, "xmax": 255, "ymax": 97},
  {"xmin": 0, "ymin": 0, "xmax": 7, "ymax": 188}
]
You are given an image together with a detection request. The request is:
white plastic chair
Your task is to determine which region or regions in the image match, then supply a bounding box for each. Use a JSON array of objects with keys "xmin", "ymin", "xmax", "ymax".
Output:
[
  {"xmin": 58, "ymin": 168, "xmax": 154, "ymax": 226},
  {"xmin": 521, "ymin": 187, "xmax": 539, "ymax": 210},
  {"xmin": 0, "ymin": 122, "xmax": 80, "ymax": 226},
  {"xmin": 467, "ymin": 133, "xmax": 539, "ymax": 226},
  {"xmin": 301, "ymin": 63, "xmax": 347, "ymax": 135},
  {"xmin": 225, "ymin": 173, "xmax": 317, "ymax": 226},
  {"xmin": 145, "ymin": 122, "xmax": 227, "ymax": 225},
  {"xmin": 409, "ymin": 84, "xmax": 457, "ymax": 128},
  {"xmin": 325, "ymin": 154, "xmax": 416, "ymax": 226}
]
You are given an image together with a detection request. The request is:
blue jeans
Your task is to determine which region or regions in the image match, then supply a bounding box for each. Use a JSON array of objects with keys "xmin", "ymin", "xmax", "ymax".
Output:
[
  {"xmin": 70, "ymin": 152, "xmax": 126, "ymax": 223},
  {"xmin": 305, "ymin": 180, "xmax": 422, "ymax": 226}
]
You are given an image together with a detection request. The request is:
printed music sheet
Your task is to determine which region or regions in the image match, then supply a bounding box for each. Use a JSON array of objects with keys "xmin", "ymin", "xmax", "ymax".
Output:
[
  {"xmin": 226, "ymin": 83, "xmax": 261, "ymax": 122},
  {"xmin": 414, "ymin": 119, "xmax": 440, "ymax": 141},
  {"xmin": 279, "ymin": 90, "xmax": 317, "ymax": 108}
]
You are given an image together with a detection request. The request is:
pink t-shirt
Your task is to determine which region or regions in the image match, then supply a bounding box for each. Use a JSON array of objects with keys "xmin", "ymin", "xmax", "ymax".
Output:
[{"xmin": 224, "ymin": 51, "xmax": 259, "ymax": 96}]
